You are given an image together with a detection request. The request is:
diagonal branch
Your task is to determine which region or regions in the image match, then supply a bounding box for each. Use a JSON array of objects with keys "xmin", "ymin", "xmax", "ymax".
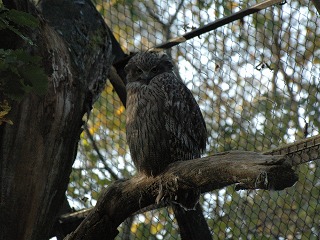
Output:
[
  {"xmin": 152, "ymin": 0, "xmax": 284, "ymax": 50},
  {"xmin": 83, "ymin": 125, "xmax": 119, "ymax": 180},
  {"xmin": 311, "ymin": 0, "xmax": 320, "ymax": 14},
  {"xmin": 110, "ymin": 0, "xmax": 286, "ymax": 108}
]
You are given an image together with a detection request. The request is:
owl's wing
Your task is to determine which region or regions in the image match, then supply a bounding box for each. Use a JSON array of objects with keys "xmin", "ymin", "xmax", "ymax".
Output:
[{"xmin": 161, "ymin": 73, "xmax": 207, "ymax": 159}]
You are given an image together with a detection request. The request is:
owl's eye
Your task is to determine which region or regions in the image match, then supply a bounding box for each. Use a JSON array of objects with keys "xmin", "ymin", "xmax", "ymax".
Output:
[
  {"xmin": 151, "ymin": 67, "xmax": 158, "ymax": 74},
  {"xmin": 135, "ymin": 68, "xmax": 143, "ymax": 74}
]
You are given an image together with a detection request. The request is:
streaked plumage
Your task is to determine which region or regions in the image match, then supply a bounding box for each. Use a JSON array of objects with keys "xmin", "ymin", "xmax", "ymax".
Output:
[{"xmin": 125, "ymin": 51, "xmax": 207, "ymax": 176}]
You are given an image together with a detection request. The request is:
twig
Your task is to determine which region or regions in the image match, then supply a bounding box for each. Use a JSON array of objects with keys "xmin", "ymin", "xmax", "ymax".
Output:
[
  {"xmin": 83, "ymin": 125, "xmax": 119, "ymax": 180},
  {"xmin": 168, "ymin": 0, "xmax": 185, "ymax": 26},
  {"xmin": 144, "ymin": 3, "xmax": 166, "ymax": 27}
]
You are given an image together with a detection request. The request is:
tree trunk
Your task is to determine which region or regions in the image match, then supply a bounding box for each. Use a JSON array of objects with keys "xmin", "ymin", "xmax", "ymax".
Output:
[{"xmin": 0, "ymin": 0, "xmax": 113, "ymax": 239}]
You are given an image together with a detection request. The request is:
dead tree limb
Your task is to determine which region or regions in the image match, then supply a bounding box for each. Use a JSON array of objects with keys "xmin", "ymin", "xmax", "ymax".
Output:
[{"xmin": 65, "ymin": 151, "xmax": 298, "ymax": 240}]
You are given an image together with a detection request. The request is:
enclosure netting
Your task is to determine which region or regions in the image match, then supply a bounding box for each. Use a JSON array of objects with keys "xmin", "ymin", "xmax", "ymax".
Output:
[{"xmin": 67, "ymin": 0, "xmax": 320, "ymax": 239}]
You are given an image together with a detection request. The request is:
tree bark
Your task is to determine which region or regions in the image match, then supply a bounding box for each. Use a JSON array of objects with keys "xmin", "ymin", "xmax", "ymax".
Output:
[
  {"xmin": 0, "ymin": 0, "xmax": 113, "ymax": 239},
  {"xmin": 65, "ymin": 151, "xmax": 298, "ymax": 240}
]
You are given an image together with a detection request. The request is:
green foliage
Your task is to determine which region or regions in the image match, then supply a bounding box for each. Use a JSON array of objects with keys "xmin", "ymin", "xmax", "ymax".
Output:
[
  {"xmin": 0, "ymin": 7, "xmax": 47, "ymax": 101},
  {"xmin": 0, "ymin": 49, "xmax": 47, "ymax": 100},
  {"xmin": 0, "ymin": 99, "xmax": 12, "ymax": 125},
  {"xmin": 0, "ymin": 7, "xmax": 39, "ymax": 45}
]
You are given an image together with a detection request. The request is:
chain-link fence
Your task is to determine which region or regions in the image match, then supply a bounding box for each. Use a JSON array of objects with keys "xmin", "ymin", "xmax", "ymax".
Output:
[{"xmin": 67, "ymin": 0, "xmax": 320, "ymax": 239}]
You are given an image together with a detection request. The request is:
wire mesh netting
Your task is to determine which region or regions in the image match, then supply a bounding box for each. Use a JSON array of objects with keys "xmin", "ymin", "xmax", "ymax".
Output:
[{"xmin": 67, "ymin": 0, "xmax": 320, "ymax": 239}]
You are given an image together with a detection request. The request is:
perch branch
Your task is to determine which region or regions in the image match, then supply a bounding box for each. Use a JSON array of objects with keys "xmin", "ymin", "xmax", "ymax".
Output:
[
  {"xmin": 65, "ymin": 151, "xmax": 297, "ymax": 240},
  {"xmin": 60, "ymin": 135, "xmax": 320, "ymax": 238}
]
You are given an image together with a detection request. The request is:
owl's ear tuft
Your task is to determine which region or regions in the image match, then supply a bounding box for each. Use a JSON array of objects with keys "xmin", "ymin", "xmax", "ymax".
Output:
[
  {"xmin": 164, "ymin": 60, "xmax": 174, "ymax": 70},
  {"xmin": 160, "ymin": 54, "xmax": 174, "ymax": 69}
]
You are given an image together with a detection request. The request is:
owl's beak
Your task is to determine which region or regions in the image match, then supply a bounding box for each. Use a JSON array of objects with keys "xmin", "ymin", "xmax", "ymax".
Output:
[{"xmin": 141, "ymin": 71, "xmax": 152, "ymax": 81}]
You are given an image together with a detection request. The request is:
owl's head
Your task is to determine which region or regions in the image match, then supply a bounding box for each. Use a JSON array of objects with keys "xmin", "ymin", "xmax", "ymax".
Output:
[{"xmin": 125, "ymin": 51, "xmax": 174, "ymax": 83}]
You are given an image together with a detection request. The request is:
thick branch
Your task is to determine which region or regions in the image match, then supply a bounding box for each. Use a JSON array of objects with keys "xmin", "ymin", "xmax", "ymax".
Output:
[
  {"xmin": 60, "ymin": 135, "xmax": 320, "ymax": 238},
  {"xmin": 108, "ymin": 66, "xmax": 127, "ymax": 106},
  {"xmin": 65, "ymin": 151, "xmax": 297, "ymax": 240}
]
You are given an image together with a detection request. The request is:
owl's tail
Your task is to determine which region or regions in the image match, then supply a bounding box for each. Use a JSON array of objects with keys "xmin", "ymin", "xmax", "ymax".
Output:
[{"xmin": 172, "ymin": 203, "xmax": 211, "ymax": 240}]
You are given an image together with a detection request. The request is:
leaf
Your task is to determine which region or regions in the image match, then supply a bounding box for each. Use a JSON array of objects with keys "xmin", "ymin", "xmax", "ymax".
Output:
[
  {"xmin": 313, "ymin": 57, "xmax": 320, "ymax": 65},
  {"xmin": 0, "ymin": 100, "xmax": 13, "ymax": 125},
  {"xmin": 19, "ymin": 65, "xmax": 48, "ymax": 95},
  {"xmin": 2, "ymin": 75, "xmax": 27, "ymax": 101},
  {"xmin": 0, "ymin": 7, "xmax": 39, "ymax": 45},
  {"xmin": 4, "ymin": 9, "xmax": 39, "ymax": 29},
  {"xmin": 0, "ymin": 100, "xmax": 11, "ymax": 114},
  {"xmin": 0, "ymin": 17, "xmax": 9, "ymax": 30},
  {"xmin": 0, "ymin": 49, "xmax": 48, "ymax": 100},
  {"xmin": 0, "ymin": 118, "xmax": 13, "ymax": 125},
  {"xmin": 5, "ymin": 24, "xmax": 35, "ymax": 45}
]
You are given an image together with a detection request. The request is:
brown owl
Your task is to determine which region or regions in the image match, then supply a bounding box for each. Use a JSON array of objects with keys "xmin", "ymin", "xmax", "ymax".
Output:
[
  {"xmin": 125, "ymin": 51, "xmax": 211, "ymax": 239},
  {"xmin": 125, "ymin": 51, "xmax": 207, "ymax": 176}
]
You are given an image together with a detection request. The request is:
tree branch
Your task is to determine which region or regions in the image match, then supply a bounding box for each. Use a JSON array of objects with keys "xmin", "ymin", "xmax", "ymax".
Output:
[
  {"xmin": 65, "ymin": 151, "xmax": 298, "ymax": 240},
  {"xmin": 168, "ymin": 0, "xmax": 185, "ymax": 26},
  {"xmin": 108, "ymin": 66, "xmax": 127, "ymax": 106},
  {"xmin": 311, "ymin": 0, "xmax": 320, "ymax": 14},
  {"xmin": 83, "ymin": 125, "xmax": 119, "ymax": 180}
]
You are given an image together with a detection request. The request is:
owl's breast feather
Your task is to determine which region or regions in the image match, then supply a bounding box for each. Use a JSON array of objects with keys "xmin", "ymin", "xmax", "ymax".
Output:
[{"xmin": 126, "ymin": 82, "xmax": 165, "ymax": 127}]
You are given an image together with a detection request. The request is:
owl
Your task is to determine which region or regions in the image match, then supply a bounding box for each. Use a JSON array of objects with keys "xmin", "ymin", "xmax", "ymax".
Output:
[
  {"xmin": 125, "ymin": 51, "xmax": 207, "ymax": 176},
  {"xmin": 125, "ymin": 51, "xmax": 210, "ymax": 238}
]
